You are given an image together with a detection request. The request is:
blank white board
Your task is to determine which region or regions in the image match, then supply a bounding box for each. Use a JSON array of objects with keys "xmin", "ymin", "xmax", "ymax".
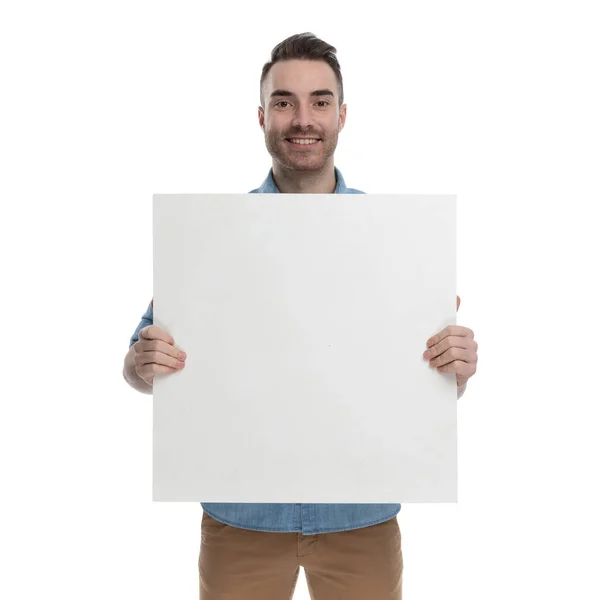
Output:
[{"xmin": 152, "ymin": 193, "xmax": 457, "ymax": 503}]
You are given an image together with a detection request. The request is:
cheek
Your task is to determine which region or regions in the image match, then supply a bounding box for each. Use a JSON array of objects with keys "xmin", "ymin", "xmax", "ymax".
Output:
[
  {"xmin": 266, "ymin": 115, "xmax": 288, "ymax": 131},
  {"xmin": 323, "ymin": 115, "xmax": 340, "ymax": 133}
]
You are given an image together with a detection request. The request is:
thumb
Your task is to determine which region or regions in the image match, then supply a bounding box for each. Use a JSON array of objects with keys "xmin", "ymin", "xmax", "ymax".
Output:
[{"xmin": 456, "ymin": 295, "xmax": 461, "ymax": 311}]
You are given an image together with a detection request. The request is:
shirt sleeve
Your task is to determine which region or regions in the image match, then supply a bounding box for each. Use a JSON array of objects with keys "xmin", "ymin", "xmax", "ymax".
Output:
[{"xmin": 129, "ymin": 299, "xmax": 154, "ymax": 348}]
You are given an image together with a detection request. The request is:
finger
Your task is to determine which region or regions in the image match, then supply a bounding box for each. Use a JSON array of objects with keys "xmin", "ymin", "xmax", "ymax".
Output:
[
  {"xmin": 429, "ymin": 347, "xmax": 472, "ymax": 369},
  {"xmin": 139, "ymin": 325, "xmax": 175, "ymax": 346},
  {"xmin": 136, "ymin": 363, "xmax": 180, "ymax": 385},
  {"xmin": 435, "ymin": 360, "xmax": 468, "ymax": 375},
  {"xmin": 427, "ymin": 325, "xmax": 473, "ymax": 348},
  {"xmin": 424, "ymin": 334, "xmax": 474, "ymax": 360},
  {"xmin": 138, "ymin": 364, "xmax": 180, "ymax": 378},
  {"xmin": 135, "ymin": 338, "xmax": 186, "ymax": 361},
  {"xmin": 134, "ymin": 346, "xmax": 186, "ymax": 371},
  {"xmin": 436, "ymin": 359, "xmax": 476, "ymax": 377}
]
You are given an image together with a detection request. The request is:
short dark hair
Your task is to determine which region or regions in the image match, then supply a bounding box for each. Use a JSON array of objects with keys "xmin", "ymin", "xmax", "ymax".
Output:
[{"xmin": 260, "ymin": 32, "xmax": 344, "ymax": 108}]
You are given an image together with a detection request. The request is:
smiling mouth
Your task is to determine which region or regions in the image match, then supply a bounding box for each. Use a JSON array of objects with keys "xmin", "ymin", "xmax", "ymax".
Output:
[{"xmin": 286, "ymin": 138, "xmax": 322, "ymax": 147}]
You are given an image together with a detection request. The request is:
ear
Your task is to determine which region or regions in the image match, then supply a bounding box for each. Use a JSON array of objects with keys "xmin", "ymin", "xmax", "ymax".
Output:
[
  {"xmin": 338, "ymin": 103, "xmax": 347, "ymax": 133},
  {"xmin": 258, "ymin": 106, "xmax": 265, "ymax": 130},
  {"xmin": 456, "ymin": 295, "xmax": 461, "ymax": 311}
]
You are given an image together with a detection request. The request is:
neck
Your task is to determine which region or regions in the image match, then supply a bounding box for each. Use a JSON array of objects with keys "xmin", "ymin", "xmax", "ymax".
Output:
[{"xmin": 271, "ymin": 160, "xmax": 337, "ymax": 194}]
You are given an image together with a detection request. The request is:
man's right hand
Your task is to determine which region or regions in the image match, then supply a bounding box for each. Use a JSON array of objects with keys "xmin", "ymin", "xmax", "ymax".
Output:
[{"xmin": 133, "ymin": 325, "xmax": 186, "ymax": 386}]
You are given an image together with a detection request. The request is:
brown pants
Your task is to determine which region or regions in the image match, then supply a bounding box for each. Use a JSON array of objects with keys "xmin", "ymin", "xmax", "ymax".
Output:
[{"xmin": 198, "ymin": 512, "xmax": 403, "ymax": 599}]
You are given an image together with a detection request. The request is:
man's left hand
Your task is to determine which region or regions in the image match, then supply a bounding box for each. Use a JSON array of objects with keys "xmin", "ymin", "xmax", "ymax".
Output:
[{"xmin": 422, "ymin": 295, "xmax": 478, "ymax": 388}]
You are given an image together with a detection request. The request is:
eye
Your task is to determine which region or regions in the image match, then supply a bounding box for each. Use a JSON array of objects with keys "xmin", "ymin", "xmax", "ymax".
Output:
[
  {"xmin": 275, "ymin": 101, "xmax": 290, "ymax": 108},
  {"xmin": 316, "ymin": 101, "xmax": 330, "ymax": 107}
]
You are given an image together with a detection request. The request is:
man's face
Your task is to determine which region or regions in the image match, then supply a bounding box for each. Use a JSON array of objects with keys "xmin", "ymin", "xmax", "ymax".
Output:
[{"xmin": 258, "ymin": 59, "xmax": 346, "ymax": 172}]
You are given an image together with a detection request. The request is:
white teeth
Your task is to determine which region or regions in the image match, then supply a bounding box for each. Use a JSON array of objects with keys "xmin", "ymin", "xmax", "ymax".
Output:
[{"xmin": 289, "ymin": 138, "xmax": 319, "ymax": 145}]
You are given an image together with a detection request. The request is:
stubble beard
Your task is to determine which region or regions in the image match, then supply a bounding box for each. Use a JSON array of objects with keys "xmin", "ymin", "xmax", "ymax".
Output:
[{"xmin": 264, "ymin": 128, "xmax": 338, "ymax": 172}]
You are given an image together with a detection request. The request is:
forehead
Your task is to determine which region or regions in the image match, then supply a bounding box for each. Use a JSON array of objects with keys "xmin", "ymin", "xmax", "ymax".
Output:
[{"xmin": 264, "ymin": 59, "xmax": 338, "ymax": 97}]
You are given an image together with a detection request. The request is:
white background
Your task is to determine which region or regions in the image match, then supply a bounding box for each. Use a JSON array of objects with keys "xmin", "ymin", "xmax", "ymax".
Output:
[{"xmin": 1, "ymin": 1, "xmax": 598, "ymax": 599}]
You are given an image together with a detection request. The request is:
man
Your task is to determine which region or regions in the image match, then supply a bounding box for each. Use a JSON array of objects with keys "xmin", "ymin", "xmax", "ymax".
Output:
[{"xmin": 123, "ymin": 32, "xmax": 478, "ymax": 600}]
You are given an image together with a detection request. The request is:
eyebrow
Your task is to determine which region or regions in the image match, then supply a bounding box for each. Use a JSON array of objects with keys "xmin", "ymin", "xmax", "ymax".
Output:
[{"xmin": 269, "ymin": 89, "xmax": 335, "ymax": 99}]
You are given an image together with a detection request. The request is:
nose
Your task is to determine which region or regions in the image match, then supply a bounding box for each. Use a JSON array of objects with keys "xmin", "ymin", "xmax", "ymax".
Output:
[{"xmin": 291, "ymin": 102, "xmax": 312, "ymax": 129}]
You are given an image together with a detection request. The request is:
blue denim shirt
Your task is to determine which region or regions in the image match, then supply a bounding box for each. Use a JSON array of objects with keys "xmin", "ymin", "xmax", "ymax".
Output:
[{"xmin": 129, "ymin": 166, "xmax": 401, "ymax": 533}]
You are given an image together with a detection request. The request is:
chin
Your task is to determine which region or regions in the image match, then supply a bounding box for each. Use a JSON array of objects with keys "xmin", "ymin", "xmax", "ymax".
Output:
[{"xmin": 284, "ymin": 159, "xmax": 326, "ymax": 171}]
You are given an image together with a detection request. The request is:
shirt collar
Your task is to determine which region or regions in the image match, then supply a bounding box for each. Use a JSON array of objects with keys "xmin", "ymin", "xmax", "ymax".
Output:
[{"xmin": 255, "ymin": 166, "xmax": 349, "ymax": 194}]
